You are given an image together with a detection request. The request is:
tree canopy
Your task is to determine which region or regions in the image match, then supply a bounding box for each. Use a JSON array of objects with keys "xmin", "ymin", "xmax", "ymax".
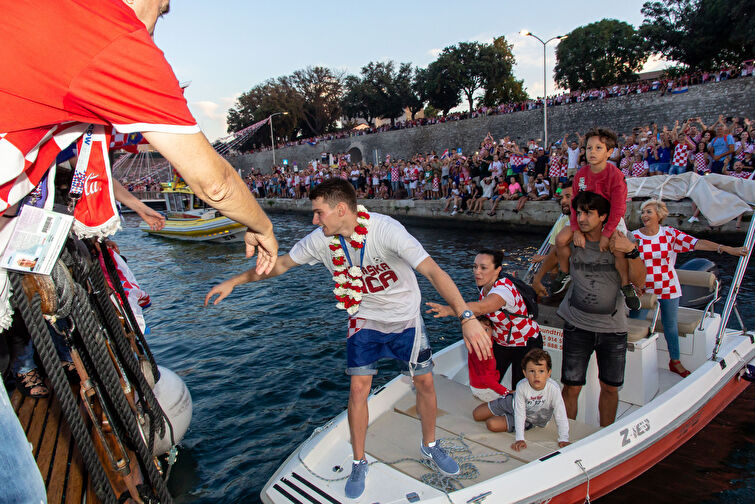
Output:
[
  {"xmin": 640, "ymin": 0, "xmax": 755, "ymax": 71},
  {"xmin": 554, "ymin": 19, "xmax": 648, "ymax": 91}
]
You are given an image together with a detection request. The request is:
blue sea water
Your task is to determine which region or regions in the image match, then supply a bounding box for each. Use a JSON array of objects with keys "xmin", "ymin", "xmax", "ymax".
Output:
[{"xmin": 115, "ymin": 212, "xmax": 754, "ymax": 503}]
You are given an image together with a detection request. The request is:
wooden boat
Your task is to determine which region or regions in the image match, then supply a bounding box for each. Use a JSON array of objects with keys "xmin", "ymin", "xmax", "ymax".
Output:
[
  {"xmin": 260, "ymin": 228, "xmax": 754, "ymax": 504},
  {"xmin": 139, "ymin": 184, "xmax": 245, "ymax": 243}
]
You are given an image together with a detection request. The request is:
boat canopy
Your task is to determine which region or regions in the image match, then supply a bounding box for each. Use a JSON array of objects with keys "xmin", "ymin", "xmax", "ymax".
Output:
[{"xmin": 626, "ymin": 172, "xmax": 755, "ymax": 226}]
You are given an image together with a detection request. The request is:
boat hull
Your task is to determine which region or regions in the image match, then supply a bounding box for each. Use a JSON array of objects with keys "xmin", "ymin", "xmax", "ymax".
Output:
[
  {"xmin": 140, "ymin": 216, "xmax": 245, "ymax": 243},
  {"xmin": 546, "ymin": 374, "xmax": 750, "ymax": 504},
  {"xmin": 260, "ymin": 328, "xmax": 754, "ymax": 504}
]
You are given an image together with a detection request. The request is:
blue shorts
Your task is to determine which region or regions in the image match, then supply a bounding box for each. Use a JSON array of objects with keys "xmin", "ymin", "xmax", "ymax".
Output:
[
  {"xmin": 346, "ymin": 318, "xmax": 434, "ymax": 376},
  {"xmin": 651, "ymin": 163, "xmax": 670, "ymax": 174}
]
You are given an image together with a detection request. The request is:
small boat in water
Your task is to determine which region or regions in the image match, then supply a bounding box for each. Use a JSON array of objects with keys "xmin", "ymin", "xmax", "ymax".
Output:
[
  {"xmin": 261, "ymin": 223, "xmax": 754, "ymax": 504},
  {"xmin": 139, "ymin": 184, "xmax": 246, "ymax": 243}
]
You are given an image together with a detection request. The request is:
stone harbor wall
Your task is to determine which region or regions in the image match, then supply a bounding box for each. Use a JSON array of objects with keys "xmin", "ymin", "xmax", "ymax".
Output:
[
  {"xmin": 228, "ymin": 78, "xmax": 755, "ymax": 175},
  {"xmin": 258, "ymin": 198, "xmax": 747, "ymax": 242}
]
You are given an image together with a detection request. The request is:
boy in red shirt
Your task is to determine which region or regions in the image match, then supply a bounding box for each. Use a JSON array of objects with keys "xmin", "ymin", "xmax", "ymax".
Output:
[{"xmin": 553, "ymin": 128, "xmax": 639, "ymax": 309}]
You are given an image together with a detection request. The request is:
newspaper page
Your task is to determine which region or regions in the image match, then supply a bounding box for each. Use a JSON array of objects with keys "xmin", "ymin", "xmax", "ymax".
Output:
[{"xmin": 0, "ymin": 206, "xmax": 74, "ymax": 275}]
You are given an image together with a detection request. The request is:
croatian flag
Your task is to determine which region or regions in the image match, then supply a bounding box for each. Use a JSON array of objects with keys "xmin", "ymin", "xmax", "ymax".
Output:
[
  {"xmin": 307, "ymin": 140, "xmax": 318, "ymax": 146},
  {"xmin": 440, "ymin": 149, "xmax": 449, "ymax": 160}
]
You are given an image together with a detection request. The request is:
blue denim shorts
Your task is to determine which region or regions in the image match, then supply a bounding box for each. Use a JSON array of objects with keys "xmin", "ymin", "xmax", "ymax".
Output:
[
  {"xmin": 346, "ymin": 319, "xmax": 434, "ymax": 376},
  {"xmin": 561, "ymin": 322, "xmax": 627, "ymax": 387}
]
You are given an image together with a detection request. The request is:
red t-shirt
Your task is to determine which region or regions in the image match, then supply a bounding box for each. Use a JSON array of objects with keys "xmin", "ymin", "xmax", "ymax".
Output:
[
  {"xmin": 0, "ymin": 0, "xmax": 199, "ymax": 213},
  {"xmin": 468, "ymin": 350, "xmax": 509, "ymax": 396},
  {"xmin": 571, "ymin": 162, "xmax": 628, "ymax": 237}
]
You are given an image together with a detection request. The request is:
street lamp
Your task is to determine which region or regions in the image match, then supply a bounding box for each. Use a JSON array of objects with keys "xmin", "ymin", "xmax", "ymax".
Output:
[
  {"xmin": 520, "ymin": 30, "xmax": 566, "ymax": 148},
  {"xmin": 269, "ymin": 111, "xmax": 289, "ymax": 168}
]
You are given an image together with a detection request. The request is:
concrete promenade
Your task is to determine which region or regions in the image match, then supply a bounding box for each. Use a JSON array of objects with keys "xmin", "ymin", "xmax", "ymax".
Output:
[{"xmin": 259, "ymin": 197, "xmax": 748, "ymax": 242}]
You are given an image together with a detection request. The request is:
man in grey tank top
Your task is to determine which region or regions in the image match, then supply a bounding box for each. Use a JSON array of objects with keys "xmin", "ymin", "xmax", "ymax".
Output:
[{"xmin": 557, "ymin": 191, "xmax": 646, "ymax": 426}]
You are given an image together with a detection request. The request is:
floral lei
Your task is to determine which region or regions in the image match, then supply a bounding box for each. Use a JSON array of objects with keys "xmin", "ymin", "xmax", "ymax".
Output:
[{"xmin": 330, "ymin": 205, "xmax": 370, "ymax": 315}]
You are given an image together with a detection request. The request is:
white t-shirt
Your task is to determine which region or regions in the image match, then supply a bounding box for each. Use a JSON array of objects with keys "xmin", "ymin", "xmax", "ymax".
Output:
[
  {"xmin": 514, "ymin": 378, "xmax": 569, "ymax": 442},
  {"xmin": 567, "ymin": 147, "xmax": 580, "ymax": 169},
  {"xmin": 480, "ymin": 179, "xmax": 495, "ymax": 198},
  {"xmin": 288, "ymin": 213, "xmax": 429, "ymax": 321}
]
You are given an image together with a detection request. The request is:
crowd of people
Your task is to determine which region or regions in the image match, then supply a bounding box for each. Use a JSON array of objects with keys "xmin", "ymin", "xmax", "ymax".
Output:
[
  {"xmin": 241, "ymin": 61, "xmax": 754, "ymax": 154},
  {"xmin": 236, "ymin": 114, "xmax": 754, "ymax": 223}
]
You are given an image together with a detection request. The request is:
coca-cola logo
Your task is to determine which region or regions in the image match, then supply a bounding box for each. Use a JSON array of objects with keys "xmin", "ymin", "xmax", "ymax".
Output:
[{"xmin": 84, "ymin": 173, "xmax": 101, "ymax": 196}]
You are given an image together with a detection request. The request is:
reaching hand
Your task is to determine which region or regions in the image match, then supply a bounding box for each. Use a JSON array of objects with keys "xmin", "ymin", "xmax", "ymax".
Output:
[
  {"xmin": 461, "ymin": 318, "xmax": 492, "ymax": 361},
  {"xmin": 530, "ymin": 254, "xmax": 546, "ymax": 264},
  {"xmin": 138, "ymin": 208, "xmax": 166, "ymax": 231},
  {"xmin": 573, "ymin": 229, "xmax": 586, "ymax": 248},
  {"xmin": 425, "ymin": 302, "xmax": 454, "ymax": 318},
  {"xmin": 204, "ymin": 280, "xmax": 234, "ymax": 306},
  {"xmin": 599, "ymin": 234, "xmax": 610, "ymax": 252},
  {"xmin": 245, "ymin": 228, "xmax": 279, "ymax": 275},
  {"xmin": 609, "ymin": 230, "xmax": 635, "ymax": 254}
]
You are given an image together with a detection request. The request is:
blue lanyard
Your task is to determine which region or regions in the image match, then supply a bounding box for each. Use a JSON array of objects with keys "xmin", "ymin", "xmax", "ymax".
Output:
[{"xmin": 339, "ymin": 235, "xmax": 366, "ymax": 269}]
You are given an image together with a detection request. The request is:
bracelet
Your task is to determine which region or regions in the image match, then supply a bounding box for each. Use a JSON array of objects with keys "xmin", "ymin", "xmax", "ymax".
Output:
[
  {"xmin": 460, "ymin": 317, "xmax": 474, "ymax": 326},
  {"xmin": 717, "ymin": 244, "xmax": 722, "ymax": 254}
]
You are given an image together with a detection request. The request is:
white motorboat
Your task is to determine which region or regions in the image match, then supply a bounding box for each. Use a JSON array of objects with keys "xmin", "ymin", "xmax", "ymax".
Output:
[{"xmin": 260, "ymin": 226, "xmax": 754, "ymax": 504}]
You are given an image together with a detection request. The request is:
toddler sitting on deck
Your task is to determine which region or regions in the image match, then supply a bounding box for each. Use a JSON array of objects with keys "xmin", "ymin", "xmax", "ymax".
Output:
[{"xmin": 473, "ymin": 349, "xmax": 570, "ymax": 451}]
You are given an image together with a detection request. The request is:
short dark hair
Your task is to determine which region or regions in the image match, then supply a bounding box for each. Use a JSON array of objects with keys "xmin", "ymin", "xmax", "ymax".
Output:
[
  {"xmin": 477, "ymin": 248, "xmax": 504, "ymax": 269},
  {"xmin": 584, "ymin": 128, "xmax": 618, "ymax": 151},
  {"xmin": 572, "ymin": 190, "xmax": 610, "ymax": 219},
  {"xmin": 309, "ymin": 178, "xmax": 357, "ymax": 212},
  {"xmin": 521, "ymin": 348, "xmax": 552, "ymax": 371},
  {"xmin": 476, "ymin": 315, "xmax": 493, "ymax": 326}
]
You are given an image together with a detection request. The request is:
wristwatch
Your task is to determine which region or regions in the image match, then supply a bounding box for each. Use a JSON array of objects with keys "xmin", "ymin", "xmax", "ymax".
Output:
[
  {"xmin": 458, "ymin": 309, "xmax": 475, "ymax": 323},
  {"xmin": 625, "ymin": 247, "xmax": 640, "ymax": 259}
]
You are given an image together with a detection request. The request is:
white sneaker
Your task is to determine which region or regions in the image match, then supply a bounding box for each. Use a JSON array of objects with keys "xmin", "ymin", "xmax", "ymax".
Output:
[{"xmin": 688, "ymin": 216, "xmax": 699, "ymax": 223}]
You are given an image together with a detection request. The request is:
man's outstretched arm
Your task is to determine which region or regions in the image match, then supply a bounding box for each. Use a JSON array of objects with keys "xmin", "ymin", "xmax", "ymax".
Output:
[
  {"xmin": 204, "ymin": 254, "xmax": 299, "ymax": 306},
  {"xmin": 143, "ymin": 130, "xmax": 278, "ymax": 273},
  {"xmin": 415, "ymin": 256, "xmax": 492, "ymax": 360}
]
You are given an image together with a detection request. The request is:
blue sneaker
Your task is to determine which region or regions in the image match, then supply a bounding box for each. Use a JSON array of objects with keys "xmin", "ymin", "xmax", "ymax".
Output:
[
  {"xmin": 420, "ymin": 442, "xmax": 460, "ymax": 476},
  {"xmin": 344, "ymin": 459, "xmax": 368, "ymax": 500}
]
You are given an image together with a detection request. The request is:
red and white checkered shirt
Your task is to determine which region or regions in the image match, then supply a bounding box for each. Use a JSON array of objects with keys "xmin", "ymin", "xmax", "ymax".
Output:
[
  {"xmin": 632, "ymin": 227, "xmax": 698, "ymax": 299},
  {"xmin": 728, "ymin": 170, "xmax": 752, "ymax": 179},
  {"xmin": 549, "ymin": 157, "xmax": 567, "ymax": 178},
  {"xmin": 630, "ymin": 161, "xmax": 648, "ymax": 177},
  {"xmin": 480, "ymin": 277, "xmax": 539, "ymax": 347},
  {"xmin": 671, "ymin": 142, "xmax": 690, "ymax": 167},
  {"xmin": 693, "ymin": 152, "xmax": 710, "ymax": 174}
]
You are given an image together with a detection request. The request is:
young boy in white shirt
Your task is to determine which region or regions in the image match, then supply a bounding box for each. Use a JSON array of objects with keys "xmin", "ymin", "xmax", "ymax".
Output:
[{"xmin": 473, "ymin": 349, "xmax": 570, "ymax": 451}]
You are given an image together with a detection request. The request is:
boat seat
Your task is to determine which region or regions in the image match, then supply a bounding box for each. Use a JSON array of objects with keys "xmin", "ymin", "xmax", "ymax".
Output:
[
  {"xmin": 647, "ymin": 307, "xmax": 703, "ymax": 336},
  {"xmin": 676, "ymin": 269, "xmax": 716, "ymax": 290},
  {"xmin": 627, "ymin": 293, "xmax": 657, "ymax": 343}
]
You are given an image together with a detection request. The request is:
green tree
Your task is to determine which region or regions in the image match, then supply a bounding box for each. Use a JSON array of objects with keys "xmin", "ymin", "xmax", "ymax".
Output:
[
  {"xmin": 423, "ymin": 57, "xmax": 461, "ymax": 116},
  {"xmin": 395, "ymin": 63, "xmax": 425, "ymax": 120},
  {"xmin": 289, "ymin": 66, "xmax": 343, "ymax": 136},
  {"xmin": 554, "ymin": 19, "xmax": 648, "ymax": 91},
  {"xmin": 640, "ymin": 0, "xmax": 755, "ymax": 70},
  {"xmin": 480, "ymin": 36, "xmax": 528, "ymax": 106},
  {"xmin": 341, "ymin": 74, "xmax": 374, "ymax": 126}
]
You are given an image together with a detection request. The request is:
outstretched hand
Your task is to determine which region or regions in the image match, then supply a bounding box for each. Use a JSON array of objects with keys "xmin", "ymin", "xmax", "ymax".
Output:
[
  {"xmin": 425, "ymin": 301, "xmax": 454, "ymax": 318},
  {"xmin": 137, "ymin": 207, "xmax": 166, "ymax": 231},
  {"xmin": 245, "ymin": 228, "xmax": 279, "ymax": 275},
  {"xmin": 204, "ymin": 280, "xmax": 234, "ymax": 306}
]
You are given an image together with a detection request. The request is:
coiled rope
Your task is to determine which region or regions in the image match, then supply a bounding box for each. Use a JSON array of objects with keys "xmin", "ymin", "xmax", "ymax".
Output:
[{"xmin": 297, "ymin": 422, "xmax": 510, "ymax": 494}]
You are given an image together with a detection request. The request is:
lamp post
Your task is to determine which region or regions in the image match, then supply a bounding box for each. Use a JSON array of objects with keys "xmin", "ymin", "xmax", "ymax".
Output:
[
  {"xmin": 269, "ymin": 111, "xmax": 289, "ymax": 169},
  {"xmin": 520, "ymin": 30, "xmax": 566, "ymax": 148}
]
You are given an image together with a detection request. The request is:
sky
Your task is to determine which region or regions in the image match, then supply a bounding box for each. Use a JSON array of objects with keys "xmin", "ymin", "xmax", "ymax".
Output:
[{"xmin": 153, "ymin": 1, "xmax": 664, "ymax": 141}]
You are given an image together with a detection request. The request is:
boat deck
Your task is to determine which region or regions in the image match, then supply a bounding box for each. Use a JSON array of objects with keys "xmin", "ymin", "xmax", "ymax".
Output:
[
  {"xmin": 364, "ymin": 366, "xmax": 686, "ymax": 489},
  {"xmin": 11, "ymin": 384, "xmax": 100, "ymax": 504}
]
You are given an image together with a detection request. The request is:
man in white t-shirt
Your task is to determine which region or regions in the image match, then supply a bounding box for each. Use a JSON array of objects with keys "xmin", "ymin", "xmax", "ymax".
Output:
[{"xmin": 205, "ymin": 179, "xmax": 491, "ymax": 500}]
